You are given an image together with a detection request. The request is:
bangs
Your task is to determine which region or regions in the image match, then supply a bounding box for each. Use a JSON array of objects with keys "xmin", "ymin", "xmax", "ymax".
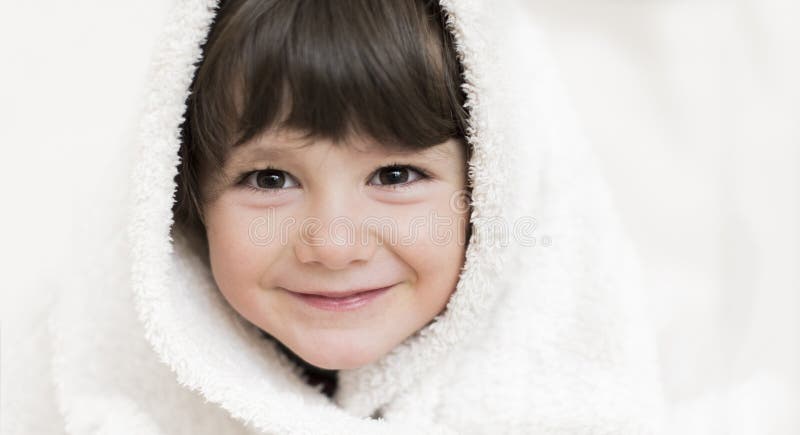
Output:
[{"xmin": 191, "ymin": 0, "xmax": 468, "ymax": 165}]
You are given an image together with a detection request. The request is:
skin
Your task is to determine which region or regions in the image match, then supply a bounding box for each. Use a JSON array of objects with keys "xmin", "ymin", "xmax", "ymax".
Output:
[{"xmin": 200, "ymin": 129, "xmax": 470, "ymax": 370}]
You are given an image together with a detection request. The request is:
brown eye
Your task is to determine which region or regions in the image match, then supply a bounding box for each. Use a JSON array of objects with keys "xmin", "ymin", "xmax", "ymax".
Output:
[
  {"xmin": 370, "ymin": 165, "xmax": 424, "ymax": 186},
  {"xmin": 244, "ymin": 169, "xmax": 299, "ymax": 190}
]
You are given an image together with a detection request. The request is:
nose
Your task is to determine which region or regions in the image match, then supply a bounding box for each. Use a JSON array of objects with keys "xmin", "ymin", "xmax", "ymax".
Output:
[{"xmin": 293, "ymin": 203, "xmax": 378, "ymax": 270}]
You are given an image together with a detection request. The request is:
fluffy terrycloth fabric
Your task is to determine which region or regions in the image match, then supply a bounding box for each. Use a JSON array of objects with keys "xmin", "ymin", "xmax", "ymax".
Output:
[{"xmin": 44, "ymin": 0, "xmax": 667, "ymax": 433}]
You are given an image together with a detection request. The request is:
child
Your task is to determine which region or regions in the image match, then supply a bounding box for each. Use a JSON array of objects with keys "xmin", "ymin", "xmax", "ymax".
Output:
[
  {"xmin": 45, "ymin": 0, "xmax": 668, "ymax": 433},
  {"xmin": 171, "ymin": 0, "xmax": 474, "ymax": 397}
]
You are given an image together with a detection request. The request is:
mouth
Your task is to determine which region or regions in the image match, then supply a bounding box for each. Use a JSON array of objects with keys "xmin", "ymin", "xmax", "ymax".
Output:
[{"xmin": 284, "ymin": 285, "xmax": 395, "ymax": 312}]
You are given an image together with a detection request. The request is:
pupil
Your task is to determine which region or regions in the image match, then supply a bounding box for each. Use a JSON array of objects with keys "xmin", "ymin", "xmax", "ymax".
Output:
[
  {"xmin": 256, "ymin": 170, "xmax": 284, "ymax": 188},
  {"xmin": 380, "ymin": 167, "xmax": 408, "ymax": 185}
]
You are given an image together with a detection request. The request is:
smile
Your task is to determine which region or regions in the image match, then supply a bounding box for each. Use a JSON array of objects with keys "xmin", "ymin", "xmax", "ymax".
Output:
[{"xmin": 285, "ymin": 285, "xmax": 395, "ymax": 312}]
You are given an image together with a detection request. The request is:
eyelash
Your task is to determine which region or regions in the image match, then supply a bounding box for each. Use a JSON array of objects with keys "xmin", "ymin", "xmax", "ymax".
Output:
[{"xmin": 237, "ymin": 163, "xmax": 431, "ymax": 194}]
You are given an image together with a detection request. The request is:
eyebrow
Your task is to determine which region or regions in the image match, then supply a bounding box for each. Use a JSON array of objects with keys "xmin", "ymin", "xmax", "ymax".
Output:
[
  {"xmin": 230, "ymin": 145, "xmax": 293, "ymax": 162},
  {"xmin": 227, "ymin": 136, "xmax": 458, "ymax": 167},
  {"xmin": 225, "ymin": 137, "xmax": 311, "ymax": 167}
]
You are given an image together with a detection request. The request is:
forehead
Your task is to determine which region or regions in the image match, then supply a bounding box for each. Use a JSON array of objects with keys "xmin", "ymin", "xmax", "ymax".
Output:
[{"xmin": 226, "ymin": 129, "xmax": 461, "ymax": 166}]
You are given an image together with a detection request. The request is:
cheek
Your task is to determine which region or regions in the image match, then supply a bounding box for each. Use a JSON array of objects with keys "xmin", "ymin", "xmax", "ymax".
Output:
[
  {"xmin": 204, "ymin": 201, "xmax": 282, "ymax": 309},
  {"xmin": 391, "ymin": 195, "xmax": 469, "ymax": 310}
]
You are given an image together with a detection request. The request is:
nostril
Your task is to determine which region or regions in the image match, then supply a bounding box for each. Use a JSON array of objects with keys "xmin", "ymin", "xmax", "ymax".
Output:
[{"xmin": 292, "ymin": 224, "xmax": 378, "ymax": 270}]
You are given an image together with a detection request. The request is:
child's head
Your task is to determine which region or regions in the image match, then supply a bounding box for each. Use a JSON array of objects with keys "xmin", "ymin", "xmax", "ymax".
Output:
[{"xmin": 173, "ymin": 0, "xmax": 471, "ymax": 370}]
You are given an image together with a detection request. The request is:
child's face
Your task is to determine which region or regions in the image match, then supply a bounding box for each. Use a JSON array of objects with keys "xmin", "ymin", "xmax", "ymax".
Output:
[{"xmin": 201, "ymin": 129, "xmax": 469, "ymax": 370}]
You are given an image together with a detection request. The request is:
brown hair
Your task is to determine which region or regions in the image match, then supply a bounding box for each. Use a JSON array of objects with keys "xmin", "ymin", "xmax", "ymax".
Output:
[{"xmin": 172, "ymin": 0, "xmax": 471, "ymax": 246}]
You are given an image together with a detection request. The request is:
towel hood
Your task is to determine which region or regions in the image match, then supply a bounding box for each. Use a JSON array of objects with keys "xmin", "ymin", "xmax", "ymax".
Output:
[{"xmin": 119, "ymin": 0, "xmax": 666, "ymax": 433}]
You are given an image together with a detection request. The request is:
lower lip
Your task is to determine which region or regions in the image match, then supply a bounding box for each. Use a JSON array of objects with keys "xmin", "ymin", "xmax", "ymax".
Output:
[{"xmin": 288, "ymin": 286, "xmax": 393, "ymax": 312}]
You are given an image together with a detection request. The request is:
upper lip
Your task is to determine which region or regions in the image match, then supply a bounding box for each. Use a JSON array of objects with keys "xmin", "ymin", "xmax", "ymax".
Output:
[{"xmin": 284, "ymin": 285, "xmax": 394, "ymax": 298}]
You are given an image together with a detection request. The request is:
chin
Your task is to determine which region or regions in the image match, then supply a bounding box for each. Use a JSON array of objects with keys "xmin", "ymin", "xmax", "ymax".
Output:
[
  {"xmin": 289, "ymin": 329, "xmax": 392, "ymax": 371},
  {"xmin": 303, "ymin": 353, "xmax": 371, "ymax": 371}
]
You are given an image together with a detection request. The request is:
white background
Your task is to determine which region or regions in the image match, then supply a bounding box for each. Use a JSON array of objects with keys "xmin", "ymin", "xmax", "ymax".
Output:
[
  {"xmin": 2, "ymin": 1, "xmax": 798, "ymax": 433},
  {"xmin": 522, "ymin": 1, "xmax": 798, "ymax": 432}
]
